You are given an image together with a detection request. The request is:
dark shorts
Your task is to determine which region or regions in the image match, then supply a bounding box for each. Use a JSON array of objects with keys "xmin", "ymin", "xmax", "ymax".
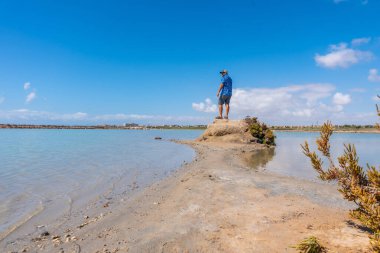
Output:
[{"xmin": 218, "ymin": 95, "xmax": 231, "ymax": 105}]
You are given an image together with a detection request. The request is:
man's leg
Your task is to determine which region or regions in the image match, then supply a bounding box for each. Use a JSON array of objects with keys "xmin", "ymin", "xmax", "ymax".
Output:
[
  {"xmin": 218, "ymin": 104, "xmax": 223, "ymax": 118},
  {"xmin": 225, "ymin": 104, "xmax": 230, "ymax": 118}
]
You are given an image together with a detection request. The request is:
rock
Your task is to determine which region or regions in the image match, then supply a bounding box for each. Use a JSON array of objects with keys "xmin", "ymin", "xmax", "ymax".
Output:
[
  {"xmin": 78, "ymin": 222, "xmax": 88, "ymax": 229},
  {"xmin": 203, "ymin": 119, "xmax": 248, "ymax": 136},
  {"xmin": 52, "ymin": 235, "xmax": 61, "ymax": 244},
  {"xmin": 196, "ymin": 119, "xmax": 255, "ymax": 144},
  {"xmin": 64, "ymin": 234, "xmax": 71, "ymax": 242},
  {"xmin": 154, "ymin": 137, "xmax": 162, "ymax": 140},
  {"xmin": 40, "ymin": 231, "xmax": 50, "ymax": 237}
]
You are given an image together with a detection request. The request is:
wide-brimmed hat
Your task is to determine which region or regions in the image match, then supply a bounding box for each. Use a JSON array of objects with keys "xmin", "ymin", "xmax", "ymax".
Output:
[{"xmin": 219, "ymin": 69, "xmax": 228, "ymax": 74}]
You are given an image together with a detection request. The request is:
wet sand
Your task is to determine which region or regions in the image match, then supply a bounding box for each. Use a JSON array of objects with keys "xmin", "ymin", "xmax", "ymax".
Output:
[{"xmin": 1, "ymin": 140, "xmax": 370, "ymax": 252}]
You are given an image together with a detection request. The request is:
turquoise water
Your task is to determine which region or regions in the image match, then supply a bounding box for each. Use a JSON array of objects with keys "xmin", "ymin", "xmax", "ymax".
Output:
[
  {"xmin": 255, "ymin": 131, "xmax": 380, "ymax": 180},
  {"xmin": 0, "ymin": 129, "xmax": 202, "ymax": 239}
]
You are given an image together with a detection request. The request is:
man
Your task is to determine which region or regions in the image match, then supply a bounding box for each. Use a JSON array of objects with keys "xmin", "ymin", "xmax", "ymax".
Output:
[{"xmin": 216, "ymin": 69, "xmax": 233, "ymax": 119}]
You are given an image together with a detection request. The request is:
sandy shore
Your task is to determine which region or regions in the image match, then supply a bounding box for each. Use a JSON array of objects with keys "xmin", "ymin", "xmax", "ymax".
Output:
[{"xmin": 2, "ymin": 140, "xmax": 370, "ymax": 253}]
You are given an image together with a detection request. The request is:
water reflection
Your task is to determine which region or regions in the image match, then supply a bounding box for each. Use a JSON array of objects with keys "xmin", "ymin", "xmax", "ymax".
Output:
[
  {"xmin": 242, "ymin": 132, "xmax": 380, "ymax": 181},
  {"xmin": 242, "ymin": 147, "xmax": 275, "ymax": 170}
]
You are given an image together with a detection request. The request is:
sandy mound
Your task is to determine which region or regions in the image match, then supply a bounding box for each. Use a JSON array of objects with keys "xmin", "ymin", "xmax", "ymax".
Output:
[{"xmin": 197, "ymin": 119, "xmax": 258, "ymax": 144}]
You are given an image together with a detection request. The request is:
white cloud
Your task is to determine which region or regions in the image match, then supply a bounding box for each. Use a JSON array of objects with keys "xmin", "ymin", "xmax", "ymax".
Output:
[
  {"xmin": 0, "ymin": 109, "xmax": 208, "ymax": 125},
  {"xmin": 0, "ymin": 97, "xmax": 4, "ymax": 104},
  {"xmin": 93, "ymin": 113, "xmax": 157, "ymax": 121},
  {"xmin": 333, "ymin": 92, "xmax": 351, "ymax": 105},
  {"xmin": 192, "ymin": 84, "xmax": 360, "ymax": 125},
  {"xmin": 315, "ymin": 43, "xmax": 373, "ymax": 68},
  {"xmin": 334, "ymin": 0, "xmax": 369, "ymax": 4},
  {"xmin": 292, "ymin": 109, "xmax": 313, "ymax": 117},
  {"xmin": 23, "ymin": 82, "xmax": 31, "ymax": 90},
  {"xmin": 1, "ymin": 110, "xmax": 89, "ymax": 121},
  {"xmin": 26, "ymin": 92, "xmax": 36, "ymax": 103},
  {"xmin": 230, "ymin": 84, "xmax": 336, "ymax": 116},
  {"xmin": 351, "ymin": 37, "xmax": 371, "ymax": 46},
  {"xmin": 192, "ymin": 98, "xmax": 217, "ymax": 113},
  {"xmin": 56, "ymin": 112, "xmax": 88, "ymax": 120},
  {"xmin": 368, "ymin": 68, "xmax": 380, "ymax": 82},
  {"xmin": 91, "ymin": 113, "xmax": 206, "ymax": 123}
]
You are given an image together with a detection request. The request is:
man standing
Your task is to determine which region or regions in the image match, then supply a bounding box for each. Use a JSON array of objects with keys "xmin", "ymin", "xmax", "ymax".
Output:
[{"xmin": 216, "ymin": 69, "xmax": 233, "ymax": 119}]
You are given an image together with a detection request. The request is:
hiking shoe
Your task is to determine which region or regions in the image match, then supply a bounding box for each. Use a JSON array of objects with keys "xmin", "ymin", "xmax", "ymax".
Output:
[
  {"xmin": 223, "ymin": 116, "xmax": 228, "ymax": 120},
  {"xmin": 215, "ymin": 116, "xmax": 222, "ymax": 119}
]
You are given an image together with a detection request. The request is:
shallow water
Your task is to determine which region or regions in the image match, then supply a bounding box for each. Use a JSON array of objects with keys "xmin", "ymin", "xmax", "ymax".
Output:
[
  {"xmin": 1, "ymin": 129, "xmax": 379, "ymax": 240},
  {"xmin": 251, "ymin": 131, "xmax": 380, "ymax": 181},
  {"xmin": 0, "ymin": 129, "xmax": 202, "ymax": 239}
]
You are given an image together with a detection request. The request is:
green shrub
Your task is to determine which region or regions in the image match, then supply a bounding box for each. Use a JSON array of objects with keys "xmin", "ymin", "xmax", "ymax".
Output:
[
  {"xmin": 245, "ymin": 116, "xmax": 276, "ymax": 146},
  {"xmin": 292, "ymin": 236, "xmax": 326, "ymax": 253}
]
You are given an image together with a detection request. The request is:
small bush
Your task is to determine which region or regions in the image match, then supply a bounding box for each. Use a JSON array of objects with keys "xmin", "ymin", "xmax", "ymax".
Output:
[
  {"xmin": 245, "ymin": 116, "xmax": 276, "ymax": 145},
  {"xmin": 292, "ymin": 236, "xmax": 327, "ymax": 253},
  {"xmin": 301, "ymin": 96, "xmax": 380, "ymax": 252},
  {"xmin": 302, "ymin": 121, "xmax": 380, "ymax": 252}
]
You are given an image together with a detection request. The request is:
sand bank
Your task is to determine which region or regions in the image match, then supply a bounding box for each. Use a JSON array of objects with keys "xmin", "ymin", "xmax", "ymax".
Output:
[{"xmin": 1, "ymin": 138, "xmax": 370, "ymax": 253}]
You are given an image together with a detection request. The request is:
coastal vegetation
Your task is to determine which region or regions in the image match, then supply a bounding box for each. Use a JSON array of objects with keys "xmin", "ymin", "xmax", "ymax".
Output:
[
  {"xmin": 301, "ymin": 97, "xmax": 380, "ymax": 252},
  {"xmin": 272, "ymin": 124, "xmax": 377, "ymax": 132},
  {"xmin": 292, "ymin": 236, "xmax": 326, "ymax": 253},
  {"xmin": 245, "ymin": 116, "xmax": 276, "ymax": 145}
]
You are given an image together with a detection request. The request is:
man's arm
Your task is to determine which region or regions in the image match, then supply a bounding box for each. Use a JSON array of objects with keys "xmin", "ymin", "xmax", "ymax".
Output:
[{"xmin": 217, "ymin": 83, "xmax": 224, "ymax": 97}]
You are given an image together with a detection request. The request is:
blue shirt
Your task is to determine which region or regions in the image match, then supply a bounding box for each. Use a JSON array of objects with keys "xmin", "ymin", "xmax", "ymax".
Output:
[{"xmin": 221, "ymin": 74, "xmax": 232, "ymax": 96}]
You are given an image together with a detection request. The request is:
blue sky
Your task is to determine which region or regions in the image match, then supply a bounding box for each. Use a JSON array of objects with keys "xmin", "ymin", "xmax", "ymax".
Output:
[{"xmin": 0, "ymin": 0, "xmax": 379, "ymax": 125}]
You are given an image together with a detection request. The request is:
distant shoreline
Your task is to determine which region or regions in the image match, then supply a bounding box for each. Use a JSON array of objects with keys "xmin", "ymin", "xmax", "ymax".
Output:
[
  {"xmin": 0, "ymin": 124, "xmax": 207, "ymax": 130},
  {"xmin": 273, "ymin": 129, "xmax": 380, "ymax": 134},
  {"xmin": 1, "ymin": 124, "xmax": 379, "ymax": 133}
]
